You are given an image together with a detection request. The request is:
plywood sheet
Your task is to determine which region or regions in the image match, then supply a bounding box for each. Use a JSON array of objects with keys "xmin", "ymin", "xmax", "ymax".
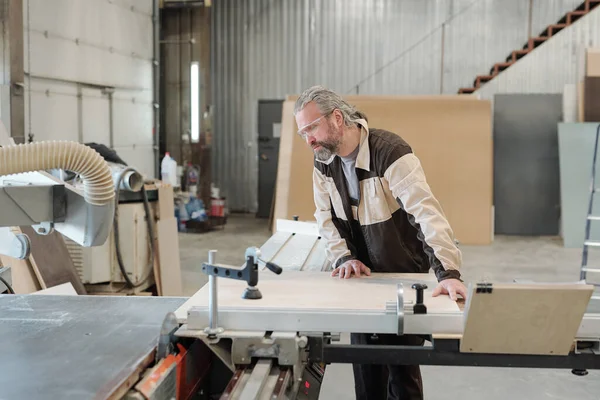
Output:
[
  {"xmin": 175, "ymin": 270, "xmax": 456, "ymax": 323},
  {"xmin": 286, "ymin": 95, "xmax": 479, "ymax": 102},
  {"xmin": 31, "ymin": 282, "xmax": 77, "ymax": 295},
  {"xmin": 586, "ymin": 48, "xmax": 600, "ymax": 77},
  {"xmin": 563, "ymin": 83, "xmax": 578, "ymax": 123},
  {"xmin": 273, "ymin": 96, "xmax": 493, "ymax": 245},
  {"xmin": 460, "ymin": 282, "xmax": 593, "ymax": 355},
  {"xmin": 269, "ymin": 233, "xmax": 318, "ymax": 271},
  {"xmin": 157, "ymin": 218, "xmax": 183, "ymax": 296},
  {"xmin": 156, "ymin": 183, "xmax": 175, "ymax": 220},
  {"xmin": 20, "ymin": 226, "xmax": 87, "ymax": 295},
  {"xmin": 584, "ymin": 76, "xmax": 600, "ymax": 122},
  {"xmin": 273, "ymin": 100, "xmax": 300, "ymax": 232},
  {"xmin": 258, "ymin": 225, "xmax": 329, "ymax": 272},
  {"xmin": 578, "ymin": 81, "xmax": 585, "ymax": 122},
  {"xmin": 259, "ymin": 230, "xmax": 292, "ymax": 262},
  {"xmin": 300, "ymin": 238, "xmax": 330, "ymax": 271}
]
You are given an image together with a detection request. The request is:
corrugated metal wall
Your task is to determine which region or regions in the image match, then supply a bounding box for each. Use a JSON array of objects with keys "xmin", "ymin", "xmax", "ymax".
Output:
[
  {"xmin": 531, "ymin": 0, "xmax": 582, "ymax": 36},
  {"xmin": 475, "ymin": 6, "xmax": 600, "ymax": 99},
  {"xmin": 442, "ymin": 0, "xmax": 529, "ymax": 93},
  {"xmin": 211, "ymin": 0, "xmax": 585, "ymax": 212}
]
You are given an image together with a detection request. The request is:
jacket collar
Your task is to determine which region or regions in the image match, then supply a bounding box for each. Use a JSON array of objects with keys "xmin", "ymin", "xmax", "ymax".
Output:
[
  {"xmin": 315, "ymin": 118, "xmax": 371, "ymax": 171},
  {"xmin": 355, "ymin": 119, "xmax": 371, "ymax": 171}
]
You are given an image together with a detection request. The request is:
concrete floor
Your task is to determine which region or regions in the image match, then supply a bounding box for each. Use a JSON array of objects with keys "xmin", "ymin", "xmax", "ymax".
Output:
[{"xmin": 178, "ymin": 214, "xmax": 600, "ymax": 400}]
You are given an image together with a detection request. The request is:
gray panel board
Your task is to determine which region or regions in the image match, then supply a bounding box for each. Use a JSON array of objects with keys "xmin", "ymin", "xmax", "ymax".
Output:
[
  {"xmin": 493, "ymin": 94, "xmax": 563, "ymax": 235},
  {"xmin": 558, "ymin": 123, "xmax": 600, "ymax": 248}
]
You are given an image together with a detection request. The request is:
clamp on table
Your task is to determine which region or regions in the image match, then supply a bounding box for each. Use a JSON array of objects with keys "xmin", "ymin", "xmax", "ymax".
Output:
[
  {"xmin": 201, "ymin": 247, "xmax": 283, "ymax": 337},
  {"xmin": 391, "ymin": 283, "xmax": 427, "ymax": 338},
  {"xmin": 411, "ymin": 283, "xmax": 427, "ymax": 314}
]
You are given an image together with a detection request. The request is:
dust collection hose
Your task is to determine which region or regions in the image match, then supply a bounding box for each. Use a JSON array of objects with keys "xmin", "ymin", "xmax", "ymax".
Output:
[
  {"xmin": 0, "ymin": 140, "xmax": 114, "ymax": 205},
  {"xmin": 113, "ymin": 166, "xmax": 155, "ymax": 288}
]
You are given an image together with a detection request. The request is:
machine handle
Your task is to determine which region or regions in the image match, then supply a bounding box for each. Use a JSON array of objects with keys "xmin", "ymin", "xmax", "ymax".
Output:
[
  {"xmin": 411, "ymin": 283, "xmax": 428, "ymax": 314},
  {"xmin": 265, "ymin": 261, "xmax": 283, "ymax": 275}
]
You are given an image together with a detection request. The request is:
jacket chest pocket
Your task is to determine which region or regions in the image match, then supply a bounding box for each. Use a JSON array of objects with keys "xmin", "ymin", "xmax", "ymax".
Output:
[
  {"xmin": 324, "ymin": 179, "xmax": 349, "ymax": 221},
  {"xmin": 359, "ymin": 178, "xmax": 392, "ymax": 225}
]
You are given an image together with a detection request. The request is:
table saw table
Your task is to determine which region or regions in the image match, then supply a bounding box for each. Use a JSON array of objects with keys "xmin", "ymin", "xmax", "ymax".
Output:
[
  {"xmin": 171, "ymin": 239, "xmax": 600, "ymax": 398},
  {"xmin": 0, "ymin": 295, "xmax": 187, "ymax": 400}
]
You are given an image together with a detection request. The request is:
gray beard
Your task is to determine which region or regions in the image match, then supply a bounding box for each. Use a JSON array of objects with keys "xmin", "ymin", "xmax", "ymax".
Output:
[
  {"xmin": 314, "ymin": 121, "xmax": 342, "ymax": 161},
  {"xmin": 315, "ymin": 146, "xmax": 334, "ymax": 161}
]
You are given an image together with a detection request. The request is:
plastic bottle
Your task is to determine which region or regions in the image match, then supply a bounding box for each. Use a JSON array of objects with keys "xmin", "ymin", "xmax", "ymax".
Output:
[
  {"xmin": 161, "ymin": 152, "xmax": 178, "ymax": 187},
  {"xmin": 161, "ymin": 152, "xmax": 172, "ymax": 184}
]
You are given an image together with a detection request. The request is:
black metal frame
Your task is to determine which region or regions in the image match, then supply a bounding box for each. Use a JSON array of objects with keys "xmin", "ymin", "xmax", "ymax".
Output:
[
  {"xmin": 201, "ymin": 251, "xmax": 282, "ymax": 300},
  {"xmin": 202, "ymin": 257, "xmax": 261, "ymax": 287},
  {"xmin": 309, "ymin": 338, "xmax": 600, "ymax": 371}
]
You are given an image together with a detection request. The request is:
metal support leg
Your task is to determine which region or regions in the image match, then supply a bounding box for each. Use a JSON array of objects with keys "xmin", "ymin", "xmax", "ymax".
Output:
[
  {"xmin": 208, "ymin": 250, "xmax": 217, "ymax": 329},
  {"xmin": 205, "ymin": 249, "xmax": 223, "ymax": 337}
]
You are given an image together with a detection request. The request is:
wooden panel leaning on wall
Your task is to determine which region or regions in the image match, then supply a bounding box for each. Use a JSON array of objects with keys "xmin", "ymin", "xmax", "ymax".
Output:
[{"xmin": 272, "ymin": 95, "xmax": 493, "ymax": 245}]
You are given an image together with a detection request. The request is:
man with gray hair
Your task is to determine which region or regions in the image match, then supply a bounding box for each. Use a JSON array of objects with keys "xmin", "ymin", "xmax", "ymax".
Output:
[{"xmin": 294, "ymin": 85, "xmax": 466, "ymax": 400}]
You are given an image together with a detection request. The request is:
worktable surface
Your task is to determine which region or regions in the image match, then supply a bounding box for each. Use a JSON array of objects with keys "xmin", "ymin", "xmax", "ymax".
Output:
[
  {"xmin": 0, "ymin": 294, "xmax": 186, "ymax": 400},
  {"xmin": 176, "ymin": 271, "xmax": 457, "ymax": 320},
  {"xmin": 2, "ymin": 278, "xmax": 600, "ymax": 400}
]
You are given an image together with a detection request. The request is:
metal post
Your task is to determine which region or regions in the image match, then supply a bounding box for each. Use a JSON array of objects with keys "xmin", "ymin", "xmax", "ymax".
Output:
[
  {"xmin": 208, "ymin": 249, "xmax": 217, "ymax": 331},
  {"xmin": 1, "ymin": 0, "xmax": 25, "ymax": 143},
  {"xmin": 152, "ymin": 0, "xmax": 161, "ymax": 179},
  {"xmin": 396, "ymin": 283, "xmax": 404, "ymax": 335}
]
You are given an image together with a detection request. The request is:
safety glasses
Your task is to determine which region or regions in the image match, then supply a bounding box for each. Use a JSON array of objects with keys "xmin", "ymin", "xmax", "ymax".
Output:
[{"xmin": 296, "ymin": 110, "xmax": 334, "ymax": 139}]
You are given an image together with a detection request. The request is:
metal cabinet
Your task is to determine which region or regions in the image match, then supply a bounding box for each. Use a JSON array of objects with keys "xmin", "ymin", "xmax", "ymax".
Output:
[{"xmin": 257, "ymin": 100, "xmax": 283, "ymax": 218}]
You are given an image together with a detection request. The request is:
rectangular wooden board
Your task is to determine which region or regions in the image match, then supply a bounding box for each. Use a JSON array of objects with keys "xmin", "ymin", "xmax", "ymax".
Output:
[
  {"xmin": 460, "ymin": 282, "xmax": 593, "ymax": 356},
  {"xmin": 273, "ymin": 96, "xmax": 493, "ymax": 245},
  {"xmin": 584, "ymin": 76, "xmax": 600, "ymax": 121},
  {"xmin": 157, "ymin": 218, "xmax": 183, "ymax": 296},
  {"xmin": 20, "ymin": 226, "xmax": 87, "ymax": 295},
  {"xmin": 31, "ymin": 282, "xmax": 77, "ymax": 295},
  {"xmin": 175, "ymin": 271, "xmax": 458, "ymax": 323},
  {"xmin": 586, "ymin": 48, "xmax": 600, "ymax": 77},
  {"xmin": 156, "ymin": 183, "xmax": 175, "ymax": 220}
]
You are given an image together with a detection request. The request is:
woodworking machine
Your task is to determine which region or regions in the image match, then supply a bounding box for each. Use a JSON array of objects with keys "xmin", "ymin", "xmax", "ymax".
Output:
[
  {"xmin": 3, "ymin": 218, "xmax": 600, "ymax": 399},
  {"xmin": 2, "ymin": 134, "xmax": 600, "ymax": 398},
  {"xmin": 168, "ymin": 233, "xmax": 600, "ymax": 398}
]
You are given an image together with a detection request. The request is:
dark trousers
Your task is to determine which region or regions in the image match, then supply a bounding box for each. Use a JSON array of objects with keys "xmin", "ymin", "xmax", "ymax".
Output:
[{"xmin": 350, "ymin": 333, "xmax": 425, "ymax": 400}]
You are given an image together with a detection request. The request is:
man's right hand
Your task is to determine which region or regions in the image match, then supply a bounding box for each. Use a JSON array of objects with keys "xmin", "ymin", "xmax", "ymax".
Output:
[{"xmin": 331, "ymin": 259, "xmax": 371, "ymax": 279}]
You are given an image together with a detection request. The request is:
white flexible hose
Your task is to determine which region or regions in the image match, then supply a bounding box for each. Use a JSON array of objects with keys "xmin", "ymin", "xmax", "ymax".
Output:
[{"xmin": 0, "ymin": 140, "xmax": 114, "ymax": 206}]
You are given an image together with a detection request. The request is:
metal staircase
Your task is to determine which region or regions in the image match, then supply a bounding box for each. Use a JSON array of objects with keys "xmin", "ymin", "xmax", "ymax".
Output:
[{"xmin": 458, "ymin": 0, "xmax": 600, "ymax": 94}]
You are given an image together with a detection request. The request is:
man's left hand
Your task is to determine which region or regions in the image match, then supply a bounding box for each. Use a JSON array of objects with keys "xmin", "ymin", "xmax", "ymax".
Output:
[{"xmin": 432, "ymin": 278, "xmax": 467, "ymax": 301}]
